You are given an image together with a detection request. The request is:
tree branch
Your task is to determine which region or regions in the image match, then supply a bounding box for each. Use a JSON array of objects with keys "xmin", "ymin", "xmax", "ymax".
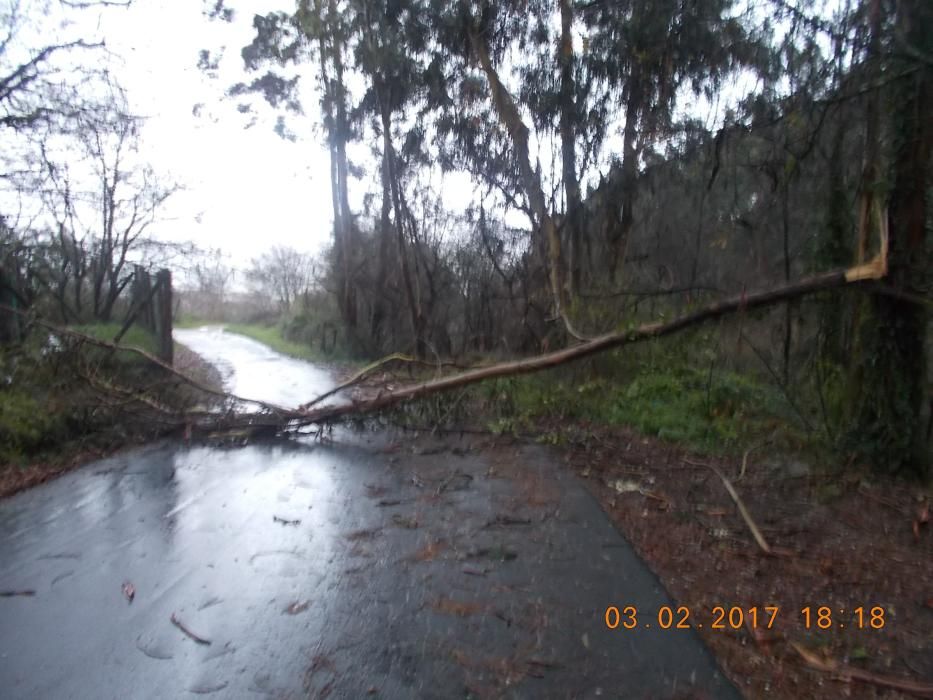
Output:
[{"xmin": 291, "ymin": 263, "xmax": 884, "ymax": 427}]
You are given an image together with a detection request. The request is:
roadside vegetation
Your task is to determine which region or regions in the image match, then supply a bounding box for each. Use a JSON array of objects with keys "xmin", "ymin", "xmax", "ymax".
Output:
[
  {"xmin": 190, "ymin": 0, "xmax": 930, "ymax": 481},
  {"xmin": 224, "ymin": 322, "xmax": 351, "ymax": 365},
  {"xmin": 0, "ymin": 319, "xmax": 222, "ymax": 494},
  {"xmin": 379, "ymin": 324, "xmax": 825, "ymax": 463},
  {"xmin": 0, "ymin": 0, "xmax": 929, "ymax": 694}
]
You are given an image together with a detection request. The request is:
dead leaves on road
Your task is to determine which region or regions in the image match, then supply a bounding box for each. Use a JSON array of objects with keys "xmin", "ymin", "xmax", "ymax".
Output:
[
  {"xmin": 410, "ymin": 539, "xmax": 446, "ymax": 562},
  {"xmin": 431, "ymin": 596, "xmax": 486, "ymax": 617},
  {"xmin": 285, "ymin": 601, "xmax": 310, "ymax": 615},
  {"xmin": 452, "ymin": 647, "xmax": 562, "ymax": 695}
]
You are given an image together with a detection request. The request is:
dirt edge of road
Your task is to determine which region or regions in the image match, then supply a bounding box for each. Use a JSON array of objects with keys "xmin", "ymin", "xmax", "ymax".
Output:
[{"xmin": 552, "ymin": 422, "xmax": 932, "ymax": 700}]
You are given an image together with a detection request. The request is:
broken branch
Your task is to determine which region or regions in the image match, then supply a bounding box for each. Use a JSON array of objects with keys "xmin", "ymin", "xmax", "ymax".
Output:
[
  {"xmin": 2, "ymin": 261, "xmax": 886, "ymax": 439},
  {"xmin": 292, "ymin": 267, "xmax": 877, "ymax": 428},
  {"xmin": 0, "ymin": 305, "xmax": 300, "ymax": 418},
  {"xmin": 707, "ymin": 463, "xmax": 772, "ymax": 554},
  {"xmin": 299, "ymin": 352, "xmax": 472, "ymax": 411}
]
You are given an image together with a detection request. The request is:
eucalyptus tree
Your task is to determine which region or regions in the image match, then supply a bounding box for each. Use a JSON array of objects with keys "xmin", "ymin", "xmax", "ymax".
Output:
[
  {"xmin": 230, "ymin": 1, "xmax": 359, "ymax": 333},
  {"xmin": 211, "ymin": 0, "xmax": 929, "ymax": 475},
  {"xmin": 348, "ymin": 0, "xmax": 431, "ymax": 356},
  {"xmin": 577, "ymin": 0, "xmax": 762, "ymax": 280}
]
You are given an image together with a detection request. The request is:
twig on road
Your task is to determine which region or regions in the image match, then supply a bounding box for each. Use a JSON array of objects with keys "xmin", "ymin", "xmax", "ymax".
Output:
[{"xmin": 170, "ymin": 613, "xmax": 211, "ymax": 645}]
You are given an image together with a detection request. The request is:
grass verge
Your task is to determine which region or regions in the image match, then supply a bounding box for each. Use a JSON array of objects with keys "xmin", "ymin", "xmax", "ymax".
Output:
[
  {"xmin": 71, "ymin": 323, "xmax": 158, "ymax": 355},
  {"xmin": 474, "ymin": 355, "xmax": 812, "ymax": 457},
  {"xmin": 223, "ymin": 322, "xmax": 349, "ymax": 365}
]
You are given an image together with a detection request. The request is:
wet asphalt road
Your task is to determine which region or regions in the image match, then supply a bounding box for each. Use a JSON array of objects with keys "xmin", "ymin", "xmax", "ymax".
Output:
[{"xmin": 0, "ymin": 328, "xmax": 738, "ymax": 699}]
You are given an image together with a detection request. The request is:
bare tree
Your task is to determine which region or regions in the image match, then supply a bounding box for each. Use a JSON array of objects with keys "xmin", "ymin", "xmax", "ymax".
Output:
[
  {"xmin": 245, "ymin": 245, "xmax": 315, "ymax": 313},
  {"xmin": 191, "ymin": 252, "xmax": 234, "ymax": 320},
  {"xmin": 80, "ymin": 111, "xmax": 177, "ymax": 321}
]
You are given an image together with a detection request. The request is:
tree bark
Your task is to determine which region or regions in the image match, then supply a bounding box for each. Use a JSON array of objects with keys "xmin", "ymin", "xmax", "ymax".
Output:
[
  {"xmin": 558, "ymin": 0, "xmax": 582, "ymax": 298},
  {"xmin": 290, "ymin": 264, "xmax": 881, "ymax": 427},
  {"xmin": 330, "ymin": 20, "xmax": 357, "ymax": 331},
  {"xmin": 848, "ymin": 0, "xmax": 931, "ymax": 476},
  {"xmin": 467, "ymin": 24, "xmax": 570, "ymax": 329},
  {"xmin": 381, "ymin": 104, "xmax": 426, "ymax": 358},
  {"xmin": 314, "ymin": 0, "xmax": 355, "ymax": 332},
  {"xmin": 614, "ymin": 67, "xmax": 642, "ymax": 281}
]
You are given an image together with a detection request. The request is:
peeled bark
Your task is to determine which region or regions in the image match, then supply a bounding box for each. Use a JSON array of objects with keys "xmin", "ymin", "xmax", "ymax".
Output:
[{"xmin": 467, "ymin": 27, "xmax": 567, "ymax": 318}]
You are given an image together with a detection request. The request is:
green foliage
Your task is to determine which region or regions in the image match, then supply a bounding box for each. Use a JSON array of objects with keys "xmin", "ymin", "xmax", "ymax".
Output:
[
  {"xmin": 0, "ymin": 323, "xmax": 199, "ymax": 468},
  {"xmin": 0, "ymin": 336, "xmax": 71, "ymax": 464},
  {"xmin": 611, "ymin": 366, "xmax": 783, "ymax": 451},
  {"xmin": 481, "ymin": 340, "xmax": 800, "ymax": 455},
  {"xmin": 71, "ymin": 323, "xmax": 158, "ymax": 361},
  {"xmin": 0, "ymin": 390, "xmax": 62, "ymax": 464}
]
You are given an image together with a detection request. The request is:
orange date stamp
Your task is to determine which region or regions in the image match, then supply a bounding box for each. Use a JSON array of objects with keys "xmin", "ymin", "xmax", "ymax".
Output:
[{"xmin": 605, "ymin": 605, "xmax": 887, "ymax": 630}]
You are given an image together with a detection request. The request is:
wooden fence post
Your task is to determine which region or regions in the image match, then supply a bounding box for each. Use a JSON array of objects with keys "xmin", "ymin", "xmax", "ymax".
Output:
[
  {"xmin": 153, "ymin": 269, "xmax": 173, "ymax": 365},
  {"xmin": 131, "ymin": 265, "xmax": 155, "ymax": 332},
  {"xmin": 122, "ymin": 266, "xmax": 173, "ymax": 365}
]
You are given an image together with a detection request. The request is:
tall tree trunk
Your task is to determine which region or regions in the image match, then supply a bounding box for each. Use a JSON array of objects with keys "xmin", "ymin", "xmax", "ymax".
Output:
[
  {"xmin": 382, "ymin": 106, "xmax": 425, "ymax": 358},
  {"xmin": 370, "ymin": 137, "xmax": 392, "ymax": 349},
  {"xmin": 313, "ymin": 0, "xmax": 355, "ymax": 332},
  {"xmin": 558, "ymin": 0, "xmax": 582, "ymax": 298},
  {"xmin": 468, "ymin": 23, "xmax": 582, "ymax": 341},
  {"xmin": 331, "ymin": 23, "xmax": 356, "ymax": 331},
  {"xmin": 613, "ymin": 68, "xmax": 642, "ymax": 281},
  {"xmin": 848, "ymin": 0, "xmax": 931, "ymax": 476},
  {"xmin": 817, "ymin": 118, "xmax": 852, "ymax": 365},
  {"xmin": 781, "ymin": 179, "xmax": 793, "ymax": 386},
  {"xmin": 327, "ymin": 136, "xmax": 348, "ymax": 318}
]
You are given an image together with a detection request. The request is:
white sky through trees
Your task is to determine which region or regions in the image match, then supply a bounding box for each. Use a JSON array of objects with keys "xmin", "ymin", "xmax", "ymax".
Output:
[
  {"xmin": 3, "ymin": 0, "xmax": 793, "ymax": 270},
  {"xmin": 84, "ymin": 0, "xmax": 333, "ymax": 264}
]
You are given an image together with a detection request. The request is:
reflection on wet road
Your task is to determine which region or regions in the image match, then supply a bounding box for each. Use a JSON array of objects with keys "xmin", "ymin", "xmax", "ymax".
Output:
[
  {"xmin": 0, "ymin": 329, "xmax": 737, "ymax": 698},
  {"xmin": 174, "ymin": 326, "xmax": 340, "ymax": 408}
]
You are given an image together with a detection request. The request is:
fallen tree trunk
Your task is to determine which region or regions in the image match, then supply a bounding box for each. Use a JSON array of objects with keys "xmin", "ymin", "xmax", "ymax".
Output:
[
  {"xmin": 291, "ymin": 261, "xmax": 885, "ymax": 428},
  {"xmin": 2, "ymin": 258, "xmax": 887, "ymax": 437},
  {"xmin": 0, "ymin": 307, "xmax": 301, "ymax": 419}
]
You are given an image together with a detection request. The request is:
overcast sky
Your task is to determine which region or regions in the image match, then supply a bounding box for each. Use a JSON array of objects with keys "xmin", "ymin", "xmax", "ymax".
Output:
[
  {"xmin": 93, "ymin": 0, "xmax": 333, "ymax": 264},
  {"xmin": 7, "ymin": 0, "xmax": 759, "ymax": 269}
]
